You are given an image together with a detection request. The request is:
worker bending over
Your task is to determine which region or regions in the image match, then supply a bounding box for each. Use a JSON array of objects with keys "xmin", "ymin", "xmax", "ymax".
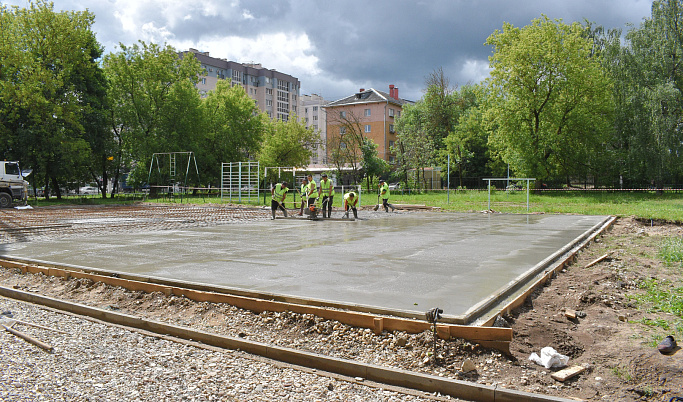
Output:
[
  {"xmin": 271, "ymin": 181, "xmax": 289, "ymax": 219},
  {"xmin": 319, "ymin": 173, "xmax": 334, "ymax": 218},
  {"xmin": 343, "ymin": 191, "xmax": 358, "ymax": 219},
  {"xmin": 379, "ymin": 179, "xmax": 395, "ymax": 213}
]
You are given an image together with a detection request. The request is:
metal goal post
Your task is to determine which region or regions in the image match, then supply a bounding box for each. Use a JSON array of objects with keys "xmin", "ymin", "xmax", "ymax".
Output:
[{"xmin": 483, "ymin": 178, "xmax": 536, "ymax": 212}]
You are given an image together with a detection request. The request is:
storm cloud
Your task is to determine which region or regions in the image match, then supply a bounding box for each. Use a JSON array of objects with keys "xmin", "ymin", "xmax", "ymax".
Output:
[{"xmin": 2, "ymin": 0, "xmax": 654, "ymax": 101}]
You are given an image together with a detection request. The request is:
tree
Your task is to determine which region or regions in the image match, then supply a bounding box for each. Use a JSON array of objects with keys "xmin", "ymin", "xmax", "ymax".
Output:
[
  {"xmin": 258, "ymin": 116, "xmax": 318, "ymax": 171},
  {"xmin": 443, "ymin": 84, "xmax": 492, "ymax": 188},
  {"xmin": 485, "ymin": 16, "xmax": 615, "ymax": 187},
  {"xmin": 198, "ymin": 79, "xmax": 267, "ymax": 186},
  {"xmin": 0, "ymin": 0, "xmax": 107, "ymax": 199},
  {"xmin": 103, "ymin": 41, "xmax": 203, "ymax": 188},
  {"xmin": 394, "ymin": 101, "xmax": 438, "ymax": 189},
  {"xmin": 360, "ymin": 137, "xmax": 388, "ymax": 189},
  {"xmin": 608, "ymin": 0, "xmax": 683, "ymax": 188},
  {"xmin": 326, "ymin": 111, "xmax": 366, "ymax": 183}
]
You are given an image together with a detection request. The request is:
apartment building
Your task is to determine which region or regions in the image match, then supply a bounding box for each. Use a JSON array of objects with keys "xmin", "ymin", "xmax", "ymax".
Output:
[
  {"xmin": 324, "ymin": 85, "xmax": 410, "ymax": 163},
  {"xmin": 301, "ymin": 94, "xmax": 330, "ymax": 165},
  {"xmin": 180, "ymin": 48, "xmax": 300, "ymax": 121}
]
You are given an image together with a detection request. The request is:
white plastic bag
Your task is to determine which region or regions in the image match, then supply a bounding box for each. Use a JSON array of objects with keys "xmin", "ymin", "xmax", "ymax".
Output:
[{"xmin": 529, "ymin": 346, "xmax": 569, "ymax": 369}]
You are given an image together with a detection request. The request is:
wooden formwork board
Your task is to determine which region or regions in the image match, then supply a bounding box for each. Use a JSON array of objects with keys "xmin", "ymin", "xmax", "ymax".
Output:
[
  {"xmin": 0, "ymin": 285, "xmax": 575, "ymax": 402},
  {"xmin": 1, "ymin": 258, "xmax": 512, "ymax": 353}
]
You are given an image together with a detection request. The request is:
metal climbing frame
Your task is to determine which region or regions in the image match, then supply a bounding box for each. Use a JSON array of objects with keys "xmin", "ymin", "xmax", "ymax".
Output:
[{"xmin": 221, "ymin": 162, "xmax": 260, "ymax": 202}]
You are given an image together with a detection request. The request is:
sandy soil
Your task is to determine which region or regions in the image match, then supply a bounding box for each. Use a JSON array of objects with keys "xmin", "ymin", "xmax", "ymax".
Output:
[{"xmin": 1, "ymin": 204, "xmax": 682, "ymax": 401}]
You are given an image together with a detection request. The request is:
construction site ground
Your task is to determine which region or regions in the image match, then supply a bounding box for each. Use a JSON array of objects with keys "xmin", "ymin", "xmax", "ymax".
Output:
[{"xmin": 1, "ymin": 204, "xmax": 682, "ymax": 401}]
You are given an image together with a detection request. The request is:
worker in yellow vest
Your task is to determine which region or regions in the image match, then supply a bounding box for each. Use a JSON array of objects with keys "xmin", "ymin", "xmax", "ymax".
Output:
[
  {"xmin": 270, "ymin": 181, "xmax": 289, "ymax": 219},
  {"xmin": 343, "ymin": 191, "xmax": 358, "ymax": 219},
  {"xmin": 318, "ymin": 173, "xmax": 334, "ymax": 218},
  {"xmin": 379, "ymin": 179, "xmax": 395, "ymax": 213},
  {"xmin": 298, "ymin": 177, "xmax": 308, "ymax": 216},
  {"xmin": 306, "ymin": 174, "xmax": 317, "ymax": 208}
]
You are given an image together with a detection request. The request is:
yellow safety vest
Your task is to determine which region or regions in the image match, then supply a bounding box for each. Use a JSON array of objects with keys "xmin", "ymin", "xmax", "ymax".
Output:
[
  {"xmin": 319, "ymin": 178, "xmax": 333, "ymax": 197},
  {"xmin": 307, "ymin": 180, "xmax": 317, "ymax": 199},
  {"xmin": 344, "ymin": 192, "xmax": 357, "ymax": 207},
  {"xmin": 272, "ymin": 183, "xmax": 287, "ymax": 202},
  {"xmin": 380, "ymin": 182, "xmax": 390, "ymax": 199}
]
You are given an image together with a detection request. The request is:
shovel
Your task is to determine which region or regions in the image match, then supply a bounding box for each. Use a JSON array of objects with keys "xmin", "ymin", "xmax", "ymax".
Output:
[{"xmin": 0, "ymin": 316, "xmax": 53, "ymax": 351}]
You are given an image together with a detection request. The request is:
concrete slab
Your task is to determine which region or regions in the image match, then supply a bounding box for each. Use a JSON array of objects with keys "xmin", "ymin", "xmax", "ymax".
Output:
[{"xmin": 1, "ymin": 213, "xmax": 608, "ymax": 319}]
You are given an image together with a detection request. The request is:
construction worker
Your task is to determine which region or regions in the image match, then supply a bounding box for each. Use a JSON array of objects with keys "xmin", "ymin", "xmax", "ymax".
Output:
[
  {"xmin": 306, "ymin": 174, "xmax": 317, "ymax": 208},
  {"xmin": 271, "ymin": 181, "xmax": 289, "ymax": 219},
  {"xmin": 343, "ymin": 191, "xmax": 358, "ymax": 219},
  {"xmin": 318, "ymin": 173, "xmax": 334, "ymax": 218},
  {"xmin": 298, "ymin": 177, "xmax": 308, "ymax": 216},
  {"xmin": 379, "ymin": 179, "xmax": 395, "ymax": 213}
]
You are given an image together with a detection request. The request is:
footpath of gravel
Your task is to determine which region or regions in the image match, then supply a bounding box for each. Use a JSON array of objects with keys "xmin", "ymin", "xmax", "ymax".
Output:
[{"xmin": 0, "ymin": 297, "xmax": 443, "ymax": 402}]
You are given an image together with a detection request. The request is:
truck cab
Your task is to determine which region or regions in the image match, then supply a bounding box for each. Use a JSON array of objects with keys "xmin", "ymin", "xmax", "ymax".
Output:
[{"xmin": 0, "ymin": 161, "xmax": 29, "ymax": 208}]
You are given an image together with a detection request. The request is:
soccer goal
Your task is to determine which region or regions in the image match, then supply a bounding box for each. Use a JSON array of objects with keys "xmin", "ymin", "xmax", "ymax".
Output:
[{"xmin": 482, "ymin": 178, "xmax": 536, "ymax": 212}]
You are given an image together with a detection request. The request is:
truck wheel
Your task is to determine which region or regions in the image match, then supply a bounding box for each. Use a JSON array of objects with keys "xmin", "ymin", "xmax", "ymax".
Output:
[{"xmin": 0, "ymin": 193, "xmax": 12, "ymax": 208}]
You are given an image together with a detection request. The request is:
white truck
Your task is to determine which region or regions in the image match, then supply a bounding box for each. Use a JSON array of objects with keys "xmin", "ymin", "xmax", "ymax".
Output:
[{"xmin": 0, "ymin": 161, "xmax": 29, "ymax": 208}]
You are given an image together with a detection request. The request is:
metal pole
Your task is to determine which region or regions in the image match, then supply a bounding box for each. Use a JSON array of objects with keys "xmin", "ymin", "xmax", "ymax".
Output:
[
  {"xmin": 447, "ymin": 154, "xmax": 450, "ymax": 204},
  {"xmin": 487, "ymin": 179, "xmax": 491, "ymax": 211},
  {"xmin": 526, "ymin": 179, "xmax": 530, "ymax": 212}
]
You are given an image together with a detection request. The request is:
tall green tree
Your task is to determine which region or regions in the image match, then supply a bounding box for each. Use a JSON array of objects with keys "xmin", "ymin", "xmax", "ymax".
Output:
[
  {"xmin": 104, "ymin": 41, "xmax": 203, "ymax": 187},
  {"xmin": 394, "ymin": 101, "xmax": 438, "ymax": 188},
  {"xmin": 199, "ymin": 79, "xmax": 267, "ymax": 186},
  {"xmin": 485, "ymin": 16, "xmax": 615, "ymax": 187},
  {"xmin": 258, "ymin": 116, "xmax": 318, "ymax": 173},
  {"xmin": 609, "ymin": 0, "xmax": 683, "ymax": 187},
  {"xmin": 0, "ymin": 0, "xmax": 107, "ymax": 198}
]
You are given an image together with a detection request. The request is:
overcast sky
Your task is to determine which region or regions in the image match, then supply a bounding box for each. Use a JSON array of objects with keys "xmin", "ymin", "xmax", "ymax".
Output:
[{"xmin": 3, "ymin": 0, "xmax": 654, "ymax": 101}]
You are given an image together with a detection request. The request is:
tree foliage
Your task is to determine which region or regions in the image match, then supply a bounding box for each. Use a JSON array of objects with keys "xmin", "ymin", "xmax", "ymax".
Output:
[
  {"xmin": 0, "ymin": 0, "xmax": 107, "ymax": 198},
  {"xmin": 103, "ymin": 41, "xmax": 203, "ymax": 187},
  {"xmin": 485, "ymin": 16, "xmax": 615, "ymax": 187},
  {"xmin": 258, "ymin": 116, "xmax": 318, "ymax": 170}
]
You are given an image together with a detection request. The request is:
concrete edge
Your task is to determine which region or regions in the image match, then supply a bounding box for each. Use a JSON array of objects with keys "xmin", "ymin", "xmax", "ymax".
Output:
[
  {"xmin": 0, "ymin": 285, "xmax": 580, "ymax": 402},
  {"xmin": 462, "ymin": 215, "xmax": 615, "ymax": 324}
]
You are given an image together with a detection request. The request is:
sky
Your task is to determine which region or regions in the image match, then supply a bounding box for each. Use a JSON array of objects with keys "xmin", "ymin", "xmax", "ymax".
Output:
[{"xmin": 3, "ymin": 0, "xmax": 655, "ymax": 102}]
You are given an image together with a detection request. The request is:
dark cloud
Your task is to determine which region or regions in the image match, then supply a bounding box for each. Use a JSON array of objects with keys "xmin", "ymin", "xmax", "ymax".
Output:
[{"xmin": 2, "ymin": 0, "xmax": 653, "ymax": 101}]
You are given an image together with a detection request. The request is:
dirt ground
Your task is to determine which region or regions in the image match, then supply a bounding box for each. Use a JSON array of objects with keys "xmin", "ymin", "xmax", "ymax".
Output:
[{"xmin": 1, "ymin": 205, "xmax": 682, "ymax": 401}]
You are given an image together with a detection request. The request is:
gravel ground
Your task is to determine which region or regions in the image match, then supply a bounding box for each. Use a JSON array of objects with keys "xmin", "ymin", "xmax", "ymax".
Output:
[{"xmin": 0, "ymin": 297, "xmax": 443, "ymax": 402}]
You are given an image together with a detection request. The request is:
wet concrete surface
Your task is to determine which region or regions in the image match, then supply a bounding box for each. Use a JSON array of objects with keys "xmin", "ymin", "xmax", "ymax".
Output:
[{"xmin": 2, "ymin": 212, "xmax": 608, "ymax": 317}]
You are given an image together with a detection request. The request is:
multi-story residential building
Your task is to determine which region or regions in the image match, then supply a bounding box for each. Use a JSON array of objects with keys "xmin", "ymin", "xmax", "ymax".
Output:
[
  {"xmin": 324, "ymin": 85, "xmax": 410, "ymax": 163},
  {"xmin": 301, "ymin": 94, "xmax": 330, "ymax": 165},
  {"xmin": 180, "ymin": 48, "xmax": 300, "ymax": 121}
]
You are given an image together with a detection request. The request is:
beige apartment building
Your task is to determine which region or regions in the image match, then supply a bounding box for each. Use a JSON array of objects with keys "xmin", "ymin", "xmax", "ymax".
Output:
[
  {"xmin": 324, "ymin": 85, "xmax": 410, "ymax": 163},
  {"xmin": 180, "ymin": 48, "xmax": 300, "ymax": 121},
  {"xmin": 301, "ymin": 94, "xmax": 330, "ymax": 165}
]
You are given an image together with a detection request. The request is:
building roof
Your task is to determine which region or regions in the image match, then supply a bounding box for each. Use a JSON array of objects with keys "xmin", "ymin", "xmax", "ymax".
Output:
[{"xmin": 325, "ymin": 88, "xmax": 411, "ymax": 108}]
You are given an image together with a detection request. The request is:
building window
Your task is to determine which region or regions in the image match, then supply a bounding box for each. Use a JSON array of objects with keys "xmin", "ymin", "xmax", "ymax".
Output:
[
  {"xmin": 389, "ymin": 156, "xmax": 395, "ymax": 163},
  {"xmin": 365, "ymin": 125, "xmax": 371, "ymax": 133},
  {"xmin": 313, "ymin": 115, "xmax": 318, "ymax": 121},
  {"xmin": 305, "ymin": 108, "xmax": 308, "ymax": 114},
  {"xmin": 389, "ymin": 108, "xmax": 395, "ymax": 117},
  {"xmin": 266, "ymin": 88, "xmax": 273, "ymax": 95},
  {"xmin": 340, "ymin": 142, "xmax": 347, "ymax": 149},
  {"xmin": 313, "ymin": 106, "xmax": 318, "ymax": 111},
  {"xmin": 389, "ymin": 124, "xmax": 395, "ymax": 133},
  {"xmin": 389, "ymin": 140, "xmax": 395, "ymax": 148},
  {"xmin": 340, "ymin": 111, "xmax": 346, "ymax": 118},
  {"xmin": 201, "ymin": 78, "xmax": 206, "ymax": 85},
  {"xmin": 364, "ymin": 108, "xmax": 371, "ymax": 117}
]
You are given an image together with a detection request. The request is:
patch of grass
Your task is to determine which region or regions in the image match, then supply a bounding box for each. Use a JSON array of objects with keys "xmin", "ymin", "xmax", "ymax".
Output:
[
  {"xmin": 659, "ymin": 237, "xmax": 683, "ymax": 267},
  {"xmin": 632, "ymin": 278, "xmax": 683, "ymax": 318},
  {"xmin": 610, "ymin": 365, "xmax": 633, "ymax": 382},
  {"xmin": 638, "ymin": 317, "xmax": 671, "ymax": 330}
]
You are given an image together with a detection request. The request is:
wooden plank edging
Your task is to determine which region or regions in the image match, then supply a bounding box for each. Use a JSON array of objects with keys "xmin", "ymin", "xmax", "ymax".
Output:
[{"xmin": 0, "ymin": 286, "xmax": 576, "ymax": 402}]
